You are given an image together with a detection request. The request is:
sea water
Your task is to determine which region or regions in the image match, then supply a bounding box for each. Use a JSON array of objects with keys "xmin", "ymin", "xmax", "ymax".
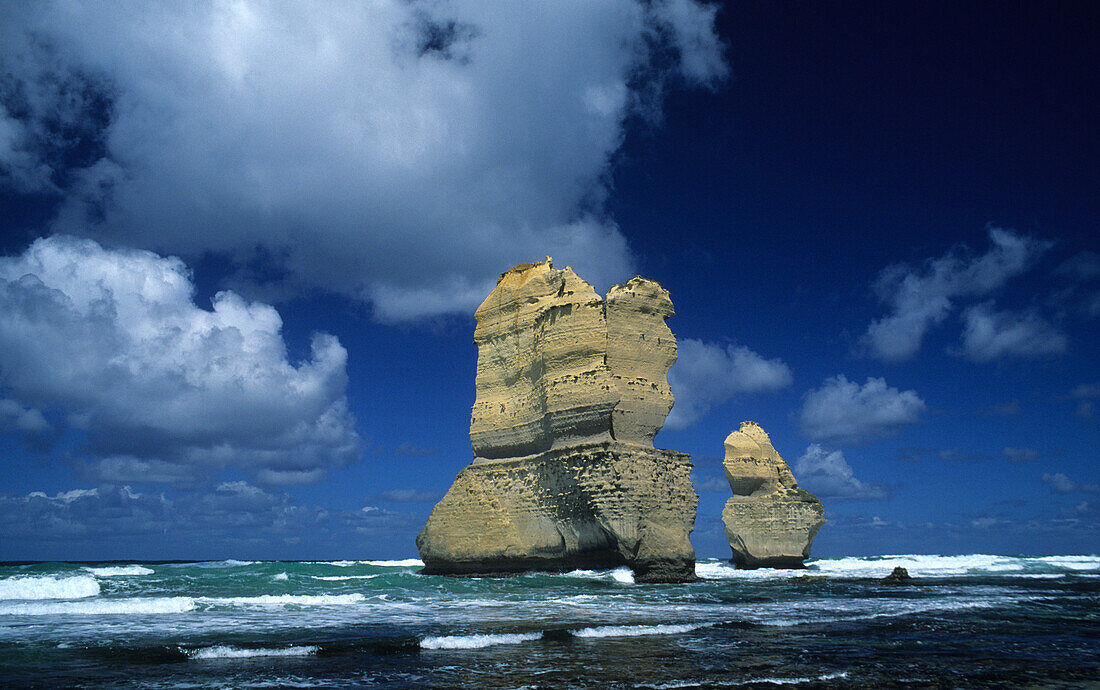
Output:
[{"xmin": 0, "ymin": 555, "xmax": 1097, "ymax": 688}]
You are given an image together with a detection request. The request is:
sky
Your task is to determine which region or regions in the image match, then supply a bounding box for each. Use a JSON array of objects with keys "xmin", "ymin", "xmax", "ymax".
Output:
[{"xmin": 0, "ymin": 0, "xmax": 1096, "ymax": 561}]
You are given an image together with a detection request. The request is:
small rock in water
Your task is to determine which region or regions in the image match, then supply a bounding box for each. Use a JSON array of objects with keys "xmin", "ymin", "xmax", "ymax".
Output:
[{"xmin": 881, "ymin": 566, "xmax": 912, "ymax": 584}]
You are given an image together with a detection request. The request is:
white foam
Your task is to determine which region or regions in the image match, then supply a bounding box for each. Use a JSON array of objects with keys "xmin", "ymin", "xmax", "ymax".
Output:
[
  {"xmin": 362, "ymin": 558, "xmax": 424, "ymax": 567},
  {"xmin": 564, "ymin": 566, "xmax": 635, "ymax": 584},
  {"xmin": 573, "ymin": 623, "xmax": 705, "ymax": 638},
  {"xmin": 695, "ymin": 561, "xmax": 800, "ymax": 580},
  {"xmin": 272, "ymin": 572, "xmax": 289, "ymax": 581},
  {"xmin": 193, "ymin": 560, "xmax": 258, "ymax": 568},
  {"xmin": 0, "ymin": 596, "xmax": 195, "ymax": 615},
  {"xmin": 310, "ymin": 575, "xmax": 379, "ymax": 581},
  {"xmin": 1037, "ymin": 555, "xmax": 1100, "ymax": 570},
  {"xmin": 420, "ymin": 632, "xmax": 541, "ymax": 649},
  {"xmin": 84, "ymin": 565, "xmax": 154, "ymax": 577},
  {"xmin": 802, "ymin": 554, "xmax": 1038, "ymax": 578},
  {"xmin": 197, "ymin": 593, "xmax": 365, "ymax": 607},
  {"xmin": 187, "ymin": 645, "xmax": 319, "ymax": 659},
  {"xmin": 693, "ymin": 554, "xmax": 1100, "ymax": 580},
  {"xmin": 759, "ymin": 597, "xmax": 1000, "ymax": 628},
  {"xmin": 0, "ymin": 575, "xmax": 100, "ymax": 600},
  {"xmin": 640, "ymin": 671, "xmax": 849, "ymax": 688},
  {"xmin": 736, "ymin": 672, "xmax": 849, "ymax": 686}
]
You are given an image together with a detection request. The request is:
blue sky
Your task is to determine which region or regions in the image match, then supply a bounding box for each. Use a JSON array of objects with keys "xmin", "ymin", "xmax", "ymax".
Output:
[{"xmin": 0, "ymin": 1, "xmax": 1096, "ymax": 561}]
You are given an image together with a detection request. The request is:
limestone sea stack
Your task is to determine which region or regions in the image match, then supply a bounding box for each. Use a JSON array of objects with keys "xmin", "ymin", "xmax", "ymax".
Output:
[
  {"xmin": 417, "ymin": 258, "xmax": 697, "ymax": 583},
  {"xmin": 721, "ymin": 421, "xmax": 825, "ymax": 568}
]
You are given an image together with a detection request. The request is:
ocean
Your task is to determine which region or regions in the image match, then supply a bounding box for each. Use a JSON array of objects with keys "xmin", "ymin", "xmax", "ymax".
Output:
[{"xmin": 0, "ymin": 555, "xmax": 1097, "ymax": 688}]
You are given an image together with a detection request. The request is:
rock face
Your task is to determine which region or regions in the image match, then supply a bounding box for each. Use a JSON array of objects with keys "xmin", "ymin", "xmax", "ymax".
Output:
[
  {"xmin": 418, "ymin": 258, "xmax": 696, "ymax": 582},
  {"xmin": 882, "ymin": 566, "xmax": 912, "ymax": 585},
  {"xmin": 721, "ymin": 421, "xmax": 825, "ymax": 568}
]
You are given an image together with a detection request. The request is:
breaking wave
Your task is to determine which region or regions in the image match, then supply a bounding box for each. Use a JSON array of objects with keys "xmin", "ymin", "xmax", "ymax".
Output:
[
  {"xmin": 0, "ymin": 596, "xmax": 195, "ymax": 615},
  {"xmin": 84, "ymin": 565, "xmax": 154, "ymax": 577},
  {"xmin": 0, "ymin": 575, "xmax": 100, "ymax": 600},
  {"xmin": 696, "ymin": 554, "xmax": 1100, "ymax": 580},
  {"xmin": 187, "ymin": 645, "xmax": 319, "ymax": 659},
  {"xmin": 196, "ymin": 593, "xmax": 366, "ymax": 607},
  {"xmin": 564, "ymin": 566, "xmax": 635, "ymax": 584},
  {"xmin": 420, "ymin": 632, "xmax": 542, "ymax": 649},
  {"xmin": 573, "ymin": 623, "xmax": 707, "ymax": 638},
  {"xmin": 363, "ymin": 559, "xmax": 424, "ymax": 567}
]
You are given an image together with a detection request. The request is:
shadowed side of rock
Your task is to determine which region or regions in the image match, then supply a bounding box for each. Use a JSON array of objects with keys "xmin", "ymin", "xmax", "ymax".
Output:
[
  {"xmin": 721, "ymin": 421, "xmax": 825, "ymax": 568},
  {"xmin": 418, "ymin": 259, "xmax": 697, "ymax": 582},
  {"xmin": 416, "ymin": 442, "xmax": 696, "ymax": 582}
]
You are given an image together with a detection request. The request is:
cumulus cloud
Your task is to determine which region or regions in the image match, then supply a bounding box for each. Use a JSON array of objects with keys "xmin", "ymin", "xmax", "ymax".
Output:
[
  {"xmin": 1041, "ymin": 473, "xmax": 1099, "ymax": 495},
  {"xmin": 955, "ymin": 302, "xmax": 1066, "ymax": 362},
  {"xmin": 665, "ymin": 339, "xmax": 792, "ymax": 429},
  {"xmin": 862, "ymin": 227, "xmax": 1051, "ymax": 361},
  {"xmin": 794, "ymin": 444, "xmax": 887, "ymax": 500},
  {"xmin": 0, "ymin": 397, "xmax": 49, "ymax": 433},
  {"xmin": 0, "ymin": 236, "xmax": 359, "ymax": 484},
  {"xmin": 799, "ymin": 375, "xmax": 925, "ymax": 445},
  {"xmin": 0, "ymin": 0, "xmax": 726, "ymax": 321}
]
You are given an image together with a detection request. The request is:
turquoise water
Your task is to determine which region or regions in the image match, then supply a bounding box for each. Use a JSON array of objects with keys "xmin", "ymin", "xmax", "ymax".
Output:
[{"xmin": 1, "ymin": 555, "xmax": 1098, "ymax": 688}]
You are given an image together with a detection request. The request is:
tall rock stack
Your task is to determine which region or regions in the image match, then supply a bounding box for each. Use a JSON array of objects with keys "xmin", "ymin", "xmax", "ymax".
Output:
[
  {"xmin": 721, "ymin": 421, "xmax": 825, "ymax": 568},
  {"xmin": 417, "ymin": 258, "xmax": 697, "ymax": 582}
]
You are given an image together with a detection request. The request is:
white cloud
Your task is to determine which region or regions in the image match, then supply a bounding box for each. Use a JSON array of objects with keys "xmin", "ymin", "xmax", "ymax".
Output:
[
  {"xmin": 666, "ymin": 339, "xmax": 792, "ymax": 429},
  {"xmin": 1042, "ymin": 473, "xmax": 1099, "ymax": 495},
  {"xmin": 799, "ymin": 375, "xmax": 925, "ymax": 444},
  {"xmin": 793, "ymin": 444, "xmax": 887, "ymax": 500},
  {"xmin": 0, "ymin": 397, "xmax": 49, "ymax": 433},
  {"xmin": 0, "ymin": 235, "xmax": 359, "ymax": 484},
  {"xmin": 0, "ymin": 1, "xmax": 726, "ymax": 321},
  {"xmin": 862, "ymin": 227, "xmax": 1051, "ymax": 361},
  {"xmin": 956, "ymin": 302, "xmax": 1066, "ymax": 362}
]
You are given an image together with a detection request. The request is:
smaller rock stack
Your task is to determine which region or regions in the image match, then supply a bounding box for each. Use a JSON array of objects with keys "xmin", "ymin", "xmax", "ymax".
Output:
[{"xmin": 721, "ymin": 421, "xmax": 825, "ymax": 568}]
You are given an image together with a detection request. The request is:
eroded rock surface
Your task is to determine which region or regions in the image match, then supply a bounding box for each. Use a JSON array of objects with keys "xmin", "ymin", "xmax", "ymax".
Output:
[
  {"xmin": 418, "ymin": 259, "xmax": 696, "ymax": 582},
  {"xmin": 721, "ymin": 421, "xmax": 825, "ymax": 568}
]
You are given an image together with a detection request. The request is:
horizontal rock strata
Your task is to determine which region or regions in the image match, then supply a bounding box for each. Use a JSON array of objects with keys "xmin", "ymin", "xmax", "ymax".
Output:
[
  {"xmin": 419, "ymin": 258, "xmax": 696, "ymax": 582},
  {"xmin": 417, "ymin": 441, "xmax": 696, "ymax": 582},
  {"xmin": 721, "ymin": 421, "xmax": 825, "ymax": 569}
]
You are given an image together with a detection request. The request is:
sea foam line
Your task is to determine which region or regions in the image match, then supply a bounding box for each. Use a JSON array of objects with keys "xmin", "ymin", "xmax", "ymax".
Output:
[
  {"xmin": 573, "ymin": 623, "xmax": 707, "ymax": 638},
  {"xmin": 421, "ymin": 622, "xmax": 708, "ymax": 650},
  {"xmin": 0, "ymin": 575, "xmax": 100, "ymax": 601},
  {"xmin": 0, "ymin": 596, "xmax": 195, "ymax": 615},
  {"xmin": 195, "ymin": 593, "xmax": 366, "ymax": 607},
  {"xmin": 362, "ymin": 558, "xmax": 424, "ymax": 567},
  {"xmin": 186, "ymin": 645, "xmax": 320, "ymax": 660},
  {"xmin": 84, "ymin": 565, "xmax": 154, "ymax": 577},
  {"xmin": 643, "ymin": 671, "xmax": 850, "ymax": 688},
  {"xmin": 420, "ymin": 632, "xmax": 542, "ymax": 649}
]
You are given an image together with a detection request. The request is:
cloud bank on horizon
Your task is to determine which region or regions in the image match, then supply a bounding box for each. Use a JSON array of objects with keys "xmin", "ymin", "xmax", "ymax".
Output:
[{"xmin": 0, "ymin": 0, "xmax": 726, "ymax": 321}]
